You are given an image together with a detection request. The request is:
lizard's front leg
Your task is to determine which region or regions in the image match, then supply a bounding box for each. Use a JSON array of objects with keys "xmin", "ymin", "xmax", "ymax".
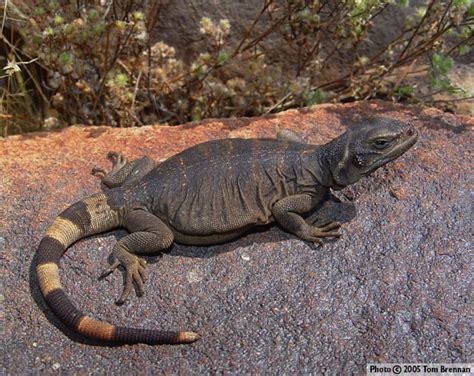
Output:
[
  {"xmin": 272, "ymin": 193, "xmax": 341, "ymax": 245},
  {"xmin": 305, "ymin": 191, "xmax": 356, "ymax": 228},
  {"xmin": 99, "ymin": 209, "xmax": 174, "ymax": 304}
]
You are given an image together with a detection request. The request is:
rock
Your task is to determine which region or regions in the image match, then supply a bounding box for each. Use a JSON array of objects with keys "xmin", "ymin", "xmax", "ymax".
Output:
[
  {"xmin": 0, "ymin": 101, "xmax": 472, "ymax": 374},
  {"xmin": 152, "ymin": 1, "xmax": 408, "ymax": 79}
]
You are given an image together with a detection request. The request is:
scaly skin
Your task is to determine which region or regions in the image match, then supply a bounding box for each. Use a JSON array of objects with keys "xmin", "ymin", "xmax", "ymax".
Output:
[{"xmin": 36, "ymin": 117, "xmax": 417, "ymax": 345}]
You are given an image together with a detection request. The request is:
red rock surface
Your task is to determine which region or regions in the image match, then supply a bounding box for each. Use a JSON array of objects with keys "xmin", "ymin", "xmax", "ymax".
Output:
[{"xmin": 0, "ymin": 101, "xmax": 472, "ymax": 374}]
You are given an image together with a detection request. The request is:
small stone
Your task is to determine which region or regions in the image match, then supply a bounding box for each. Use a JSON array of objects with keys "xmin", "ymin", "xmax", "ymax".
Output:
[
  {"xmin": 187, "ymin": 270, "xmax": 203, "ymax": 283},
  {"xmin": 241, "ymin": 254, "xmax": 250, "ymax": 261},
  {"xmin": 52, "ymin": 363, "xmax": 60, "ymax": 370},
  {"xmin": 32, "ymin": 342, "xmax": 38, "ymax": 348}
]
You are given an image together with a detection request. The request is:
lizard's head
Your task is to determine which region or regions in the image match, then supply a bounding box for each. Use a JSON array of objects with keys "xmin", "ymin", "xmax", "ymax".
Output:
[{"xmin": 330, "ymin": 117, "xmax": 418, "ymax": 189}]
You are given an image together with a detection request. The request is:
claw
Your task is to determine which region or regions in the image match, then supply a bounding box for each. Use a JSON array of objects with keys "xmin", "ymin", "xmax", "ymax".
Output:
[{"xmin": 311, "ymin": 237, "xmax": 324, "ymax": 245}]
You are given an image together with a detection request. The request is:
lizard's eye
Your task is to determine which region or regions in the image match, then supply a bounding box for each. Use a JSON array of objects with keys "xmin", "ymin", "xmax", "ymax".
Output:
[{"xmin": 372, "ymin": 139, "xmax": 391, "ymax": 150}]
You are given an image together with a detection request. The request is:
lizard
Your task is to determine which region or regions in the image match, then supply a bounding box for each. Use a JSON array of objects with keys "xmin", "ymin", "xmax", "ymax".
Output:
[
  {"xmin": 89, "ymin": 129, "xmax": 305, "ymax": 189},
  {"xmin": 36, "ymin": 117, "xmax": 417, "ymax": 345}
]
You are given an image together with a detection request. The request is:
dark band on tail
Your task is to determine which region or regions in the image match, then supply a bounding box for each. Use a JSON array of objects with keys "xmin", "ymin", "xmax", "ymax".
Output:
[
  {"xmin": 36, "ymin": 192, "xmax": 199, "ymax": 345},
  {"xmin": 36, "ymin": 237, "xmax": 64, "ymax": 264}
]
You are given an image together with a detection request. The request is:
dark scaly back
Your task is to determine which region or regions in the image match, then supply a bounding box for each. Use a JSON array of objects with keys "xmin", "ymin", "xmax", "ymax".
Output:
[
  {"xmin": 144, "ymin": 138, "xmax": 311, "ymax": 235},
  {"xmin": 36, "ymin": 190, "xmax": 197, "ymax": 344}
]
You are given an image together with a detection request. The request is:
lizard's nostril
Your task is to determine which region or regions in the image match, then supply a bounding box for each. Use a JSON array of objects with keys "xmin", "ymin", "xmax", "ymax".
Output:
[{"xmin": 406, "ymin": 128, "xmax": 414, "ymax": 137}]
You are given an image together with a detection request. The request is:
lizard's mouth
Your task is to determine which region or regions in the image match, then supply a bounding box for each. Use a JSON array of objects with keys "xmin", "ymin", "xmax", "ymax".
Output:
[{"xmin": 363, "ymin": 130, "xmax": 418, "ymax": 176}]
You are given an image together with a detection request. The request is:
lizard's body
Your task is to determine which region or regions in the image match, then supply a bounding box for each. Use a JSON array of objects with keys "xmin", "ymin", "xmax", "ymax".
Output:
[
  {"xmin": 36, "ymin": 117, "xmax": 417, "ymax": 345},
  {"xmin": 131, "ymin": 138, "xmax": 325, "ymax": 242}
]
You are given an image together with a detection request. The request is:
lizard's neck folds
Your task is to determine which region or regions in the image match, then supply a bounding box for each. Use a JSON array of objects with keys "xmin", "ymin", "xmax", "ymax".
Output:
[{"xmin": 301, "ymin": 139, "xmax": 345, "ymax": 189}]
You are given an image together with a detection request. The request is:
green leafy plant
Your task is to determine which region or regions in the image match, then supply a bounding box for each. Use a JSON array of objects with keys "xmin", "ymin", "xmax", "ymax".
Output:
[{"xmin": 1, "ymin": 0, "xmax": 473, "ymax": 135}]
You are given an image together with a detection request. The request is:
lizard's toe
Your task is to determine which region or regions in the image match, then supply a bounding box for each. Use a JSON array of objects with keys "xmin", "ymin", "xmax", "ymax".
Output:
[
  {"xmin": 138, "ymin": 259, "xmax": 148, "ymax": 283},
  {"xmin": 298, "ymin": 231, "xmax": 325, "ymax": 245},
  {"xmin": 107, "ymin": 151, "xmax": 128, "ymax": 168},
  {"xmin": 106, "ymin": 151, "xmax": 119, "ymax": 162},
  {"xmin": 134, "ymin": 270, "xmax": 145, "ymax": 297},
  {"xmin": 318, "ymin": 221, "xmax": 341, "ymax": 232},
  {"xmin": 91, "ymin": 167, "xmax": 107, "ymax": 179},
  {"xmin": 310, "ymin": 228, "xmax": 341, "ymax": 238},
  {"xmin": 310, "ymin": 222, "xmax": 342, "ymax": 238},
  {"xmin": 298, "ymin": 222, "xmax": 342, "ymax": 245},
  {"xmin": 116, "ymin": 272, "xmax": 133, "ymax": 305},
  {"xmin": 98, "ymin": 259, "xmax": 120, "ymax": 280},
  {"xmin": 115, "ymin": 256, "xmax": 148, "ymax": 305}
]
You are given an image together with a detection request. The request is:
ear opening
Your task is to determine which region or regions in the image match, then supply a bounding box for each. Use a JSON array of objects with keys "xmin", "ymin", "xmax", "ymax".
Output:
[
  {"xmin": 351, "ymin": 154, "xmax": 364, "ymax": 167},
  {"xmin": 332, "ymin": 137, "xmax": 351, "ymax": 186}
]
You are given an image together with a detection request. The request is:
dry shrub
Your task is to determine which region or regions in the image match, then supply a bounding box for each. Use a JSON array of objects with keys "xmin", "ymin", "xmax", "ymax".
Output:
[{"xmin": 0, "ymin": 0, "xmax": 473, "ymax": 135}]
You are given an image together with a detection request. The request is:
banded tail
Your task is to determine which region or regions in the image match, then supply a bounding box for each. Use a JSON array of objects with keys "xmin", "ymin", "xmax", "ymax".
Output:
[{"xmin": 36, "ymin": 191, "xmax": 198, "ymax": 345}]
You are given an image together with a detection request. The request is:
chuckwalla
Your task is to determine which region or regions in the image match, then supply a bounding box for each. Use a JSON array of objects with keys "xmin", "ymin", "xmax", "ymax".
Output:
[{"xmin": 36, "ymin": 117, "xmax": 417, "ymax": 345}]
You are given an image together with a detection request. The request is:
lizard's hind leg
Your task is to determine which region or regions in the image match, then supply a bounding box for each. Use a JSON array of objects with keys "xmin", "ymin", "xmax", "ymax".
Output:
[
  {"xmin": 99, "ymin": 209, "xmax": 174, "ymax": 305},
  {"xmin": 92, "ymin": 152, "xmax": 156, "ymax": 188}
]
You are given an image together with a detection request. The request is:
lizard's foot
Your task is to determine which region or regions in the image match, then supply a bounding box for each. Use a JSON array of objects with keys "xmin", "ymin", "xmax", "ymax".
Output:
[
  {"xmin": 91, "ymin": 152, "xmax": 129, "ymax": 180},
  {"xmin": 106, "ymin": 151, "xmax": 128, "ymax": 169},
  {"xmin": 92, "ymin": 152, "xmax": 156, "ymax": 189},
  {"xmin": 91, "ymin": 167, "xmax": 106, "ymax": 178},
  {"xmin": 99, "ymin": 248, "xmax": 148, "ymax": 305},
  {"xmin": 299, "ymin": 221, "xmax": 342, "ymax": 245},
  {"xmin": 91, "ymin": 151, "xmax": 132, "ymax": 188}
]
